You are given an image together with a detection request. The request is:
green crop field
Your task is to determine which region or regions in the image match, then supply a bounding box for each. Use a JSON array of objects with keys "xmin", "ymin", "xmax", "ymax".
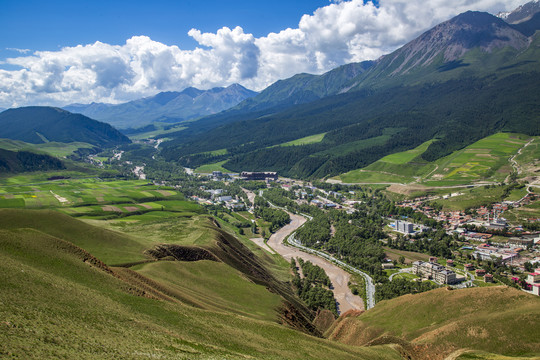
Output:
[
  {"xmin": 338, "ymin": 133, "xmax": 535, "ymax": 186},
  {"xmin": 427, "ymin": 133, "xmax": 530, "ymax": 183},
  {"xmin": 0, "ymin": 178, "xmax": 186, "ymax": 211},
  {"xmin": 337, "ymin": 139, "xmax": 436, "ymax": 183}
]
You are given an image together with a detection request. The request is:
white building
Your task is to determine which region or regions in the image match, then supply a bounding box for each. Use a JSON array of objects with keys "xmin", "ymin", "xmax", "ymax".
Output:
[{"xmin": 395, "ymin": 220, "xmax": 414, "ymax": 234}]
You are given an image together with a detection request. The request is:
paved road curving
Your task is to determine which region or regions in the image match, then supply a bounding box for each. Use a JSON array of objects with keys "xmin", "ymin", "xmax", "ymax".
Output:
[{"xmin": 267, "ymin": 213, "xmax": 365, "ymax": 314}]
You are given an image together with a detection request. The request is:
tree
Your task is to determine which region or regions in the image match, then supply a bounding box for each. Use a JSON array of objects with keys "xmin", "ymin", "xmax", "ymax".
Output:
[{"xmin": 399, "ymin": 256, "xmax": 405, "ymax": 265}]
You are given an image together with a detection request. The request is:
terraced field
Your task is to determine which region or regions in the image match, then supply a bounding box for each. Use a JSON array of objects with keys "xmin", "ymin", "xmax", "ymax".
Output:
[{"xmin": 337, "ymin": 133, "xmax": 534, "ymax": 186}]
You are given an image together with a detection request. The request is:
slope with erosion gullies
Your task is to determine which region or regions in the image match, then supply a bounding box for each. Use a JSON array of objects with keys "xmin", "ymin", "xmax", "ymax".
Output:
[
  {"xmin": 0, "ymin": 106, "xmax": 130, "ymax": 147},
  {"xmin": 0, "ymin": 224, "xmax": 401, "ymax": 359},
  {"xmin": 145, "ymin": 218, "xmax": 321, "ymax": 335},
  {"xmin": 0, "ymin": 208, "xmax": 319, "ymax": 335},
  {"xmin": 162, "ymin": 11, "xmax": 540, "ymax": 179},
  {"xmin": 326, "ymin": 286, "xmax": 540, "ymax": 359}
]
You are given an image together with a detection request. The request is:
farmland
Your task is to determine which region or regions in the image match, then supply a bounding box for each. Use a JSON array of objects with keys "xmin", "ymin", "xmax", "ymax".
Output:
[{"xmin": 337, "ymin": 133, "xmax": 534, "ymax": 186}]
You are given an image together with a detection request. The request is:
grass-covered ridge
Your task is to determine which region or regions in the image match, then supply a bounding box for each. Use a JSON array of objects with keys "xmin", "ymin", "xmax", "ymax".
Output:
[
  {"xmin": 0, "ymin": 223, "xmax": 400, "ymax": 359},
  {"xmin": 327, "ymin": 286, "xmax": 540, "ymax": 359}
]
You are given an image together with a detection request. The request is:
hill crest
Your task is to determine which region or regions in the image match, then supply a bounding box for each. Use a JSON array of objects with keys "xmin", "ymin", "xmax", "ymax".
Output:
[{"xmin": 0, "ymin": 106, "xmax": 130, "ymax": 147}]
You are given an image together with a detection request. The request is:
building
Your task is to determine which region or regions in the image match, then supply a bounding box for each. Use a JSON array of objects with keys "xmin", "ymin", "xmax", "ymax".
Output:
[
  {"xmin": 508, "ymin": 237, "xmax": 535, "ymax": 247},
  {"xmin": 475, "ymin": 269, "xmax": 486, "ymax": 277},
  {"xmin": 526, "ymin": 269, "xmax": 540, "ymax": 296},
  {"xmin": 395, "ymin": 220, "xmax": 414, "ymax": 234},
  {"xmin": 464, "ymin": 263, "xmax": 475, "ymax": 271},
  {"xmin": 413, "ymin": 260, "xmax": 457, "ymax": 284},
  {"xmin": 241, "ymin": 172, "xmax": 278, "ymax": 181},
  {"xmin": 484, "ymin": 273, "xmax": 494, "ymax": 283}
]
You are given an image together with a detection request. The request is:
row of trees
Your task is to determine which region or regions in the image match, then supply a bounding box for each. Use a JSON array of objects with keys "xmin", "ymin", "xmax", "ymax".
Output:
[
  {"xmin": 375, "ymin": 278, "xmax": 438, "ymax": 302},
  {"xmin": 291, "ymin": 259, "xmax": 337, "ymax": 316}
]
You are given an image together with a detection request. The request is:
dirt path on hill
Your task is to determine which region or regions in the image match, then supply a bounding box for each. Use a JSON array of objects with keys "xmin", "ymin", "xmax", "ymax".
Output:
[{"xmin": 267, "ymin": 213, "xmax": 365, "ymax": 314}]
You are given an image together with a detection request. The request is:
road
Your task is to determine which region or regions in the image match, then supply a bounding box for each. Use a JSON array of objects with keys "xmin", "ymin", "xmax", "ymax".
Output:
[
  {"xmin": 506, "ymin": 138, "xmax": 534, "ymax": 183},
  {"xmin": 267, "ymin": 212, "xmax": 366, "ymax": 314}
]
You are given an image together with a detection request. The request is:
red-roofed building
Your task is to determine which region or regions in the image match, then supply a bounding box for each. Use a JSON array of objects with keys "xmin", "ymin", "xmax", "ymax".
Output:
[
  {"xmin": 484, "ymin": 274, "xmax": 494, "ymax": 283},
  {"xmin": 476, "ymin": 269, "xmax": 486, "ymax": 276}
]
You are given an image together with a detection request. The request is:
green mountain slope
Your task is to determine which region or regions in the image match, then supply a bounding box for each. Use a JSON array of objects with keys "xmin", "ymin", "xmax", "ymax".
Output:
[
  {"xmin": 327, "ymin": 286, "xmax": 540, "ymax": 359},
  {"xmin": 161, "ymin": 9, "xmax": 540, "ymax": 179},
  {"xmin": 0, "ymin": 107, "xmax": 130, "ymax": 147},
  {"xmin": 235, "ymin": 61, "xmax": 374, "ymax": 113},
  {"xmin": 0, "ymin": 148, "xmax": 65, "ymax": 173},
  {"xmin": 0, "ymin": 208, "xmax": 401, "ymax": 359},
  {"xmin": 338, "ymin": 133, "xmax": 533, "ymax": 185}
]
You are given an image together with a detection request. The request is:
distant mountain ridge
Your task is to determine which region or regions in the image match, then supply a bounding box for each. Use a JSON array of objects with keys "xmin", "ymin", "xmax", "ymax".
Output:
[
  {"xmin": 162, "ymin": 3, "xmax": 540, "ymax": 179},
  {"xmin": 64, "ymin": 84, "xmax": 257, "ymax": 129},
  {"xmin": 231, "ymin": 61, "xmax": 374, "ymax": 113},
  {"xmin": 0, "ymin": 107, "xmax": 130, "ymax": 147},
  {"xmin": 498, "ymin": 0, "xmax": 540, "ymax": 24}
]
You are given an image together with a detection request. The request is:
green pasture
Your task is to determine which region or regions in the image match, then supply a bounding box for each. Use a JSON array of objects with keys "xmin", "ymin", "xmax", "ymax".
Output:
[
  {"xmin": 339, "ymin": 170, "xmax": 412, "ymax": 184},
  {"xmin": 0, "ymin": 224, "xmax": 398, "ymax": 359},
  {"xmin": 338, "ymin": 133, "xmax": 535, "ymax": 186},
  {"xmin": 432, "ymin": 186, "xmax": 509, "ymax": 211},
  {"xmin": 278, "ymin": 132, "xmax": 326, "ymax": 147},
  {"xmin": 430, "ymin": 133, "xmax": 530, "ymax": 182},
  {"xmin": 378, "ymin": 140, "xmax": 435, "ymax": 165},
  {"xmin": 128, "ymin": 123, "xmax": 187, "ymax": 140},
  {"xmin": 0, "ymin": 138, "xmax": 94, "ymax": 157},
  {"xmin": 194, "ymin": 160, "xmax": 231, "ymax": 173}
]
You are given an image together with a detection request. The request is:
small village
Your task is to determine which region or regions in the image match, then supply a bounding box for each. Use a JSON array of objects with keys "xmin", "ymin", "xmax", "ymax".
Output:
[{"xmin": 177, "ymin": 169, "xmax": 540, "ymax": 298}]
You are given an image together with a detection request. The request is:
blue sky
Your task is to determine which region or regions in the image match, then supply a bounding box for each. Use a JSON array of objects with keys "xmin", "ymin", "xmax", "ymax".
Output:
[
  {"xmin": 1, "ymin": 0, "xmax": 338, "ymax": 53},
  {"xmin": 0, "ymin": 0, "xmax": 525, "ymax": 107}
]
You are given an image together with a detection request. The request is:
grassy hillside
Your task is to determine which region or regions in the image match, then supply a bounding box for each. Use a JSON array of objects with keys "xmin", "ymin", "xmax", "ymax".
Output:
[
  {"xmin": 0, "ymin": 106, "xmax": 130, "ymax": 147},
  {"xmin": 0, "ymin": 225, "xmax": 400, "ymax": 359},
  {"xmin": 0, "ymin": 138, "xmax": 95, "ymax": 157},
  {"xmin": 338, "ymin": 133, "xmax": 533, "ymax": 185},
  {"xmin": 326, "ymin": 286, "xmax": 540, "ymax": 359},
  {"xmin": 0, "ymin": 148, "xmax": 66, "ymax": 174}
]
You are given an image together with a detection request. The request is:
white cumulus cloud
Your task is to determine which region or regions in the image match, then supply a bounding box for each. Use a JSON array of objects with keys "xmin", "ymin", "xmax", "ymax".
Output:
[{"xmin": 0, "ymin": 0, "xmax": 526, "ymax": 107}]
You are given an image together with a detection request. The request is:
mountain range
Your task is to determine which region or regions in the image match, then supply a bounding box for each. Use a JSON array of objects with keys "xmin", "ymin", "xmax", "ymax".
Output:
[
  {"xmin": 63, "ymin": 83, "xmax": 257, "ymax": 129},
  {"xmin": 160, "ymin": 3, "xmax": 540, "ymax": 179},
  {"xmin": 0, "ymin": 107, "xmax": 130, "ymax": 148}
]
